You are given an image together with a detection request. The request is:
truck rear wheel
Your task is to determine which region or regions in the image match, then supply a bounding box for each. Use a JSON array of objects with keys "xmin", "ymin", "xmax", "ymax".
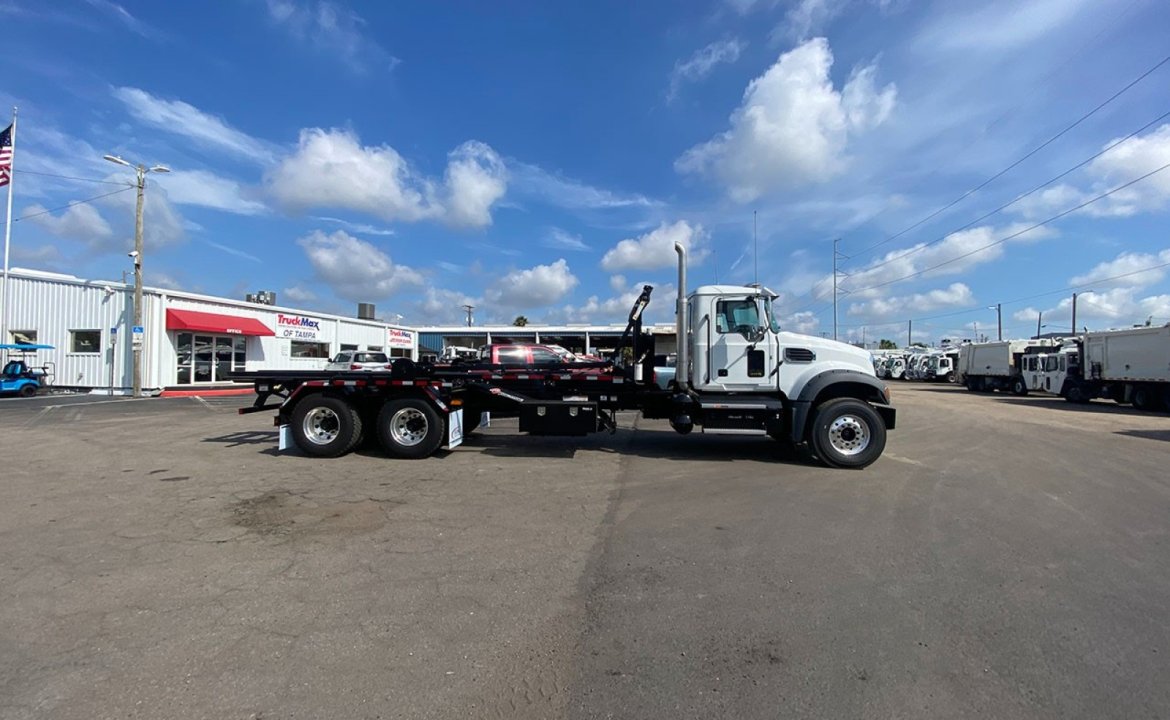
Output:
[
  {"xmin": 18, "ymin": 384, "xmax": 36, "ymax": 398},
  {"xmin": 1133, "ymin": 386, "xmax": 1161, "ymax": 411},
  {"xmin": 376, "ymin": 398, "xmax": 444, "ymax": 459},
  {"xmin": 290, "ymin": 394, "xmax": 363, "ymax": 457},
  {"xmin": 808, "ymin": 398, "xmax": 886, "ymax": 469},
  {"xmin": 1064, "ymin": 382, "xmax": 1091, "ymax": 404},
  {"xmin": 1011, "ymin": 377, "xmax": 1027, "ymax": 396}
]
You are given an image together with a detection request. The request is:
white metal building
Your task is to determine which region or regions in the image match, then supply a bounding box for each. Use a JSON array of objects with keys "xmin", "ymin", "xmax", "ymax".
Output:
[{"xmin": 2, "ymin": 268, "xmax": 418, "ymax": 394}]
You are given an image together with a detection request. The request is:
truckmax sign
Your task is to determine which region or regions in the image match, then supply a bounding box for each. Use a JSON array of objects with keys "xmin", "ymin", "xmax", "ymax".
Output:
[
  {"xmin": 276, "ymin": 313, "xmax": 323, "ymax": 341},
  {"xmin": 388, "ymin": 328, "xmax": 414, "ymax": 350}
]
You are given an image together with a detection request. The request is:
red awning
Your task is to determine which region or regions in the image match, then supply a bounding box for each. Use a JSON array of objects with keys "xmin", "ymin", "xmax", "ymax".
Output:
[{"xmin": 166, "ymin": 309, "xmax": 274, "ymax": 337}]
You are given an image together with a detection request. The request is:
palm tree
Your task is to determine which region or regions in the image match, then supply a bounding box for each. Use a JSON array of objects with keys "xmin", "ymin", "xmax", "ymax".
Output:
[{"xmin": 513, "ymin": 315, "xmax": 529, "ymax": 327}]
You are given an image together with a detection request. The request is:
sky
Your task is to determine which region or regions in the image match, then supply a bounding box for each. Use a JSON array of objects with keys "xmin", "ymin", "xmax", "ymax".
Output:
[{"xmin": 2, "ymin": 0, "xmax": 1170, "ymax": 343}]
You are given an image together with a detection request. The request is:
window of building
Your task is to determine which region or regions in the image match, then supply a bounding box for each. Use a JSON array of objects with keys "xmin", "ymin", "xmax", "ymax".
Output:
[
  {"xmin": 175, "ymin": 332, "xmax": 246, "ymax": 384},
  {"xmin": 9, "ymin": 330, "xmax": 36, "ymax": 345},
  {"xmin": 70, "ymin": 330, "xmax": 102, "ymax": 353},
  {"xmin": 340, "ymin": 343, "xmax": 358, "ymax": 352},
  {"xmin": 291, "ymin": 341, "xmax": 330, "ymax": 358},
  {"xmin": 715, "ymin": 300, "xmax": 760, "ymax": 333},
  {"xmin": 388, "ymin": 347, "xmax": 411, "ymax": 358},
  {"xmin": 367, "ymin": 345, "xmax": 383, "ymax": 352}
]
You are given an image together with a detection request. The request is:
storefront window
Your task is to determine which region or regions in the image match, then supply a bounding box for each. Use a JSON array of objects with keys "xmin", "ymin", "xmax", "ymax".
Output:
[
  {"xmin": 291, "ymin": 341, "xmax": 330, "ymax": 358},
  {"xmin": 389, "ymin": 347, "xmax": 412, "ymax": 358},
  {"xmin": 340, "ymin": 343, "xmax": 358, "ymax": 352},
  {"xmin": 175, "ymin": 332, "xmax": 249, "ymax": 384}
]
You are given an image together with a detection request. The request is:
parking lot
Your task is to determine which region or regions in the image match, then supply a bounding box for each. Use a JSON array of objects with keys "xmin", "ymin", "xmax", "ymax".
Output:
[{"xmin": 2, "ymin": 383, "xmax": 1168, "ymax": 719}]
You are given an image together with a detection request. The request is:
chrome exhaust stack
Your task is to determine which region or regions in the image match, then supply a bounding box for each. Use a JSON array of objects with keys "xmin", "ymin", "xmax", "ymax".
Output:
[{"xmin": 674, "ymin": 241, "xmax": 689, "ymax": 393}]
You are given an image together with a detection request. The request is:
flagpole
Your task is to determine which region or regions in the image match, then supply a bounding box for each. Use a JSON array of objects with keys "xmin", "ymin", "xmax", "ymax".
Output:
[{"xmin": 1, "ymin": 106, "xmax": 16, "ymax": 353}]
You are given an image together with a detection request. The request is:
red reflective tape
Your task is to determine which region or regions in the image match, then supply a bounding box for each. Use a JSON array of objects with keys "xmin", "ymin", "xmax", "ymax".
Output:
[
  {"xmin": 332, "ymin": 379, "xmax": 345, "ymax": 386},
  {"xmin": 374, "ymin": 379, "xmax": 388, "ymax": 386},
  {"xmin": 415, "ymin": 380, "xmax": 429, "ymax": 386}
]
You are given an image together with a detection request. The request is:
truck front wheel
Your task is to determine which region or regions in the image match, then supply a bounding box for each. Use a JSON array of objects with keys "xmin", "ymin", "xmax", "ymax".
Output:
[
  {"xmin": 290, "ymin": 394, "xmax": 363, "ymax": 457},
  {"xmin": 808, "ymin": 398, "xmax": 887, "ymax": 469},
  {"xmin": 1011, "ymin": 377, "xmax": 1027, "ymax": 396},
  {"xmin": 376, "ymin": 398, "xmax": 444, "ymax": 459}
]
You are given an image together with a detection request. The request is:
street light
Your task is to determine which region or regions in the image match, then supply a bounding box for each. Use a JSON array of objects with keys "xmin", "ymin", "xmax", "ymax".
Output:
[
  {"xmin": 104, "ymin": 154, "xmax": 170, "ymax": 398},
  {"xmin": 988, "ymin": 303, "xmax": 1002, "ymax": 341}
]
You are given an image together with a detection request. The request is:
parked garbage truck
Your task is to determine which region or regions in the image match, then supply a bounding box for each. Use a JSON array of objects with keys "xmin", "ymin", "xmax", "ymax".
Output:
[
  {"xmin": 1022, "ymin": 325, "xmax": 1170, "ymax": 410},
  {"xmin": 956, "ymin": 339, "xmax": 1060, "ymax": 395}
]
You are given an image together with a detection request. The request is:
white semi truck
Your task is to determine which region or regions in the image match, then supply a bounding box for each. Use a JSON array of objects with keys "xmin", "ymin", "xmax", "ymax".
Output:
[
  {"xmin": 234, "ymin": 243, "xmax": 897, "ymax": 468},
  {"xmin": 1022, "ymin": 325, "xmax": 1170, "ymax": 410},
  {"xmin": 956, "ymin": 339, "xmax": 1059, "ymax": 395}
]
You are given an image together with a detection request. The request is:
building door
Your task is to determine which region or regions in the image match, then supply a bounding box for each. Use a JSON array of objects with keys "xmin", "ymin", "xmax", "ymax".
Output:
[{"xmin": 214, "ymin": 337, "xmax": 234, "ymax": 382}]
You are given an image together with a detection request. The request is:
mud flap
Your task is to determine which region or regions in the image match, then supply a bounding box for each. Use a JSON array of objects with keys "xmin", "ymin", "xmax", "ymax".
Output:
[
  {"xmin": 278, "ymin": 424, "xmax": 291, "ymax": 452},
  {"xmin": 445, "ymin": 409, "xmax": 465, "ymax": 450}
]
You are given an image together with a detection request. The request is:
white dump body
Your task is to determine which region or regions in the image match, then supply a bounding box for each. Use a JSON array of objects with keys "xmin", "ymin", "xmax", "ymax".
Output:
[
  {"xmin": 958, "ymin": 340, "xmax": 1048, "ymax": 378},
  {"xmin": 1083, "ymin": 325, "xmax": 1170, "ymax": 383}
]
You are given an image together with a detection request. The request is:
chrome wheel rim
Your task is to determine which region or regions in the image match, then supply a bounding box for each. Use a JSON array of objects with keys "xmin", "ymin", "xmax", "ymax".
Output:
[
  {"xmin": 828, "ymin": 415, "xmax": 870, "ymax": 456},
  {"xmin": 303, "ymin": 406, "xmax": 341, "ymax": 445},
  {"xmin": 390, "ymin": 408, "xmax": 428, "ymax": 447}
]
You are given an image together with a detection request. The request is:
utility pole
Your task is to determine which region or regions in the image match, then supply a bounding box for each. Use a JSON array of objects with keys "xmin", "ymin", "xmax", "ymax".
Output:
[
  {"xmin": 104, "ymin": 154, "xmax": 169, "ymax": 398},
  {"xmin": 996, "ymin": 303, "xmax": 1002, "ymax": 341},
  {"xmin": 1036, "ymin": 311, "xmax": 1043, "ymax": 339},
  {"xmin": 832, "ymin": 238, "xmax": 847, "ymax": 342},
  {"xmin": 974, "ymin": 320, "xmax": 978, "ymax": 343},
  {"xmin": 907, "ymin": 319, "xmax": 912, "ymax": 347},
  {"xmin": 1071, "ymin": 293, "xmax": 1077, "ymax": 334},
  {"xmin": 462, "ymin": 304, "xmax": 475, "ymax": 327}
]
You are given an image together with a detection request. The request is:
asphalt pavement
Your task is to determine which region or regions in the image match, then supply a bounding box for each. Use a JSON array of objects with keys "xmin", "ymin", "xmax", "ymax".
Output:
[{"xmin": 1, "ymin": 384, "xmax": 1167, "ymax": 719}]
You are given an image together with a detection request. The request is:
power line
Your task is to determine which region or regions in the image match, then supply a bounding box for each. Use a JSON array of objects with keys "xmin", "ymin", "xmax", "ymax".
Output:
[
  {"xmin": 838, "ymin": 258, "xmax": 1170, "ymax": 330},
  {"xmin": 839, "ymin": 107, "xmax": 1170, "ymax": 281},
  {"xmin": 842, "ymin": 160, "xmax": 1170, "ymax": 297},
  {"xmin": 12, "ymin": 187, "xmax": 135, "ymax": 222},
  {"xmin": 15, "ymin": 169, "xmax": 129, "ymax": 186},
  {"xmin": 844, "ymin": 52, "xmax": 1170, "ymax": 263}
]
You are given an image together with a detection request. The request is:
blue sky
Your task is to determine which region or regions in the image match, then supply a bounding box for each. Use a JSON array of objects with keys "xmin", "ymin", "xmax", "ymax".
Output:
[{"xmin": 3, "ymin": 0, "xmax": 1170, "ymax": 342}]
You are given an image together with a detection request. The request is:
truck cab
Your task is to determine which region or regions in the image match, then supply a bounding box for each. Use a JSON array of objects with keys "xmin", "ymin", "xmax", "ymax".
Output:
[{"xmin": 1023, "ymin": 347, "xmax": 1076, "ymax": 395}]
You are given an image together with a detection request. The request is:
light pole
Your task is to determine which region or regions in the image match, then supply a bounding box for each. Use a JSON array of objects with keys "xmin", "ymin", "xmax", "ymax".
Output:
[
  {"xmin": 988, "ymin": 303, "xmax": 1002, "ymax": 341},
  {"xmin": 104, "ymin": 154, "xmax": 169, "ymax": 398}
]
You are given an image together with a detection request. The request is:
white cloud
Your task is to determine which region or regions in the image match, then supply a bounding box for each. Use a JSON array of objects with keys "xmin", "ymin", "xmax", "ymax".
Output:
[
  {"xmin": 601, "ymin": 220, "xmax": 708, "ymax": 272},
  {"xmin": 668, "ymin": 38, "xmax": 746, "ymax": 102},
  {"xmin": 840, "ymin": 223, "xmax": 1055, "ymax": 297},
  {"xmin": 916, "ymin": 0, "xmax": 1094, "ymax": 53},
  {"xmin": 157, "ymin": 170, "xmax": 268, "ymax": 215},
  {"xmin": 1010, "ymin": 124, "xmax": 1170, "ymax": 219},
  {"xmin": 610, "ymin": 274, "xmax": 627, "ymax": 292},
  {"xmin": 551, "ymin": 281, "xmax": 678, "ymax": 325},
  {"xmin": 676, "ymin": 38, "xmax": 895, "ymax": 202},
  {"xmin": 1015, "ymin": 289, "xmax": 1170, "ymax": 330},
  {"xmin": 543, "ymin": 227, "xmax": 590, "ymax": 252},
  {"xmin": 783, "ymin": 0, "xmax": 845, "ymax": 41},
  {"xmin": 507, "ymin": 162, "xmax": 658, "ymax": 210},
  {"xmin": 83, "ymin": 0, "xmax": 165, "ymax": 40},
  {"xmin": 24, "ymin": 203, "xmax": 113, "ymax": 241},
  {"xmin": 98, "ymin": 181, "xmax": 186, "ymax": 250},
  {"xmin": 203, "ymin": 240, "xmax": 260, "ymax": 263},
  {"xmin": 298, "ymin": 230, "xmax": 423, "ymax": 302},
  {"xmin": 781, "ymin": 310, "xmax": 820, "ymax": 335},
  {"xmin": 282, "ymin": 285, "xmax": 317, "ymax": 303},
  {"xmin": 264, "ymin": 0, "xmax": 399, "ymax": 74},
  {"xmin": 1070, "ymin": 249, "xmax": 1170, "ymax": 290},
  {"xmin": 847, "ymin": 282, "xmax": 974, "ymax": 319},
  {"xmin": 442, "ymin": 141, "xmax": 508, "ymax": 228},
  {"xmin": 113, "ymin": 87, "xmax": 275, "ymax": 163},
  {"xmin": 312, "ymin": 216, "xmax": 395, "ymax": 236},
  {"xmin": 484, "ymin": 259, "xmax": 579, "ymax": 309},
  {"xmin": 266, "ymin": 129, "xmax": 507, "ymax": 228}
]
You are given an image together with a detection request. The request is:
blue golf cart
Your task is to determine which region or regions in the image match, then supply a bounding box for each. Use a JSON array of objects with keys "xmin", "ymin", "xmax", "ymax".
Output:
[{"xmin": 1, "ymin": 344, "xmax": 55, "ymax": 397}]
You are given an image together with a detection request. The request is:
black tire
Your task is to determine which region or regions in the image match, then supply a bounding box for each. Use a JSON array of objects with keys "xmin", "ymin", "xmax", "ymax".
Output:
[
  {"xmin": 376, "ymin": 397, "xmax": 444, "ymax": 459},
  {"xmin": 1064, "ymin": 382, "xmax": 1091, "ymax": 404},
  {"xmin": 964, "ymin": 377, "xmax": 979, "ymax": 392},
  {"xmin": 808, "ymin": 398, "xmax": 887, "ymax": 469},
  {"xmin": 1133, "ymin": 386, "xmax": 1161, "ymax": 411},
  {"xmin": 1011, "ymin": 377, "xmax": 1027, "ymax": 396},
  {"xmin": 944, "ymin": 372, "xmax": 956, "ymax": 384},
  {"xmin": 289, "ymin": 394, "xmax": 362, "ymax": 457},
  {"xmin": 18, "ymin": 384, "xmax": 36, "ymax": 398}
]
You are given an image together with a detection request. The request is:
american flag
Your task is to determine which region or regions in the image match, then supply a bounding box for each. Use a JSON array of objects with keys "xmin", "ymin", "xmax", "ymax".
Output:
[{"xmin": 0, "ymin": 123, "xmax": 12, "ymax": 187}]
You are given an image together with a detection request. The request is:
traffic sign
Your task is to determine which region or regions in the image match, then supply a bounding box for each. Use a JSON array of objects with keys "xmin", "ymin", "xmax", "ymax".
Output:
[{"xmin": 132, "ymin": 325, "xmax": 144, "ymax": 346}]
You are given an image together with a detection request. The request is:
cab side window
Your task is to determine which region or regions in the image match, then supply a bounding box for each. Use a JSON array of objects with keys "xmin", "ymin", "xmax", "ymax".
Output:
[{"xmin": 716, "ymin": 300, "xmax": 760, "ymax": 334}]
